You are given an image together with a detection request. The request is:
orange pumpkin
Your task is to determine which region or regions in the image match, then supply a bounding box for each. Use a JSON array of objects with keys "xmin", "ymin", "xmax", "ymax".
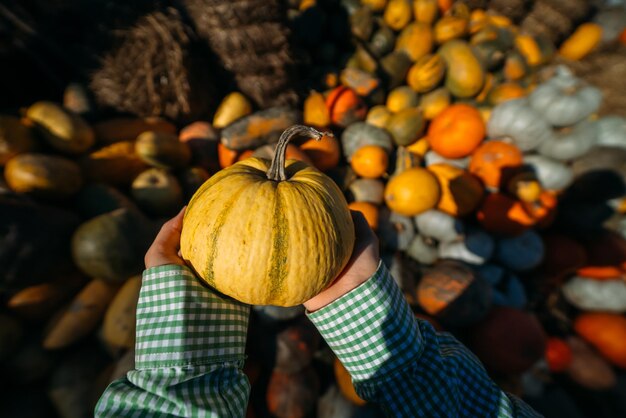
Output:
[
  {"xmin": 469, "ymin": 140, "xmax": 523, "ymax": 189},
  {"xmin": 384, "ymin": 168, "xmax": 441, "ymax": 216},
  {"xmin": 413, "ymin": 0, "xmax": 438, "ymax": 24},
  {"xmin": 575, "ymin": 313, "xmax": 626, "ymax": 369},
  {"xmin": 437, "ymin": 0, "xmax": 453, "ymax": 14},
  {"xmin": 237, "ymin": 149, "xmax": 255, "ymax": 162},
  {"xmin": 218, "ymin": 143, "xmax": 239, "ymax": 168},
  {"xmin": 487, "ymin": 83, "xmax": 526, "ymax": 106},
  {"xmin": 427, "ymin": 104, "xmax": 485, "ymax": 158},
  {"xmin": 434, "ymin": 15, "xmax": 468, "ymax": 44},
  {"xmin": 303, "ymin": 91, "xmax": 331, "ymax": 128},
  {"xmin": 326, "ymin": 86, "xmax": 367, "ymax": 128},
  {"xmin": 350, "ymin": 145, "xmax": 389, "ymax": 179},
  {"xmin": 428, "ymin": 163, "xmax": 484, "ymax": 217},
  {"xmin": 348, "ymin": 201, "xmax": 379, "ymax": 230},
  {"xmin": 420, "ymin": 87, "xmax": 451, "ymax": 120},
  {"xmin": 300, "ymin": 134, "xmax": 340, "ymax": 171},
  {"xmin": 521, "ymin": 191, "xmax": 557, "ymax": 229}
]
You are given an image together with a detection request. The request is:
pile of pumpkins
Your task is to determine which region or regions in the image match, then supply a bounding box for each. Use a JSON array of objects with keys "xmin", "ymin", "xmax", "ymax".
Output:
[{"xmin": 1, "ymin": 1, "xmax": 626, "ymax": 417}]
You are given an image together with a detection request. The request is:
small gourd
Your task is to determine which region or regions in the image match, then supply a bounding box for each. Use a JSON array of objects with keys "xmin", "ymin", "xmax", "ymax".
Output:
[
  {"xmin": 407, "ymin": 54, "xmax": 446, "ymax": 93},
  {"xmin": 26, "ymin": 101, "xmax": 94, "ymax": 154},
  {"xmin": 414, "ymin": 209, "xmax": 463, "ymax": 243},
  {"xmin": 300, "ymin": 134, "xmax": 341, "ymax": 171},
  {"xmin": 538, "ymin": 121, "xmax": 597, "ymax": 161},
  {"xmin": 326, "ymin": 87, "xmax": 367, "ymax": 128},
  {"xmin": 0, "ymin": 116, "xmax": 37, "ymax": 166},
  {"xmin": 366, "ymin": 105, "xmax": 392, "ymax": 129},
  {"xmin": 487, "ymin": 98, "xmax": 555, "ymax": 151},
  {"xmin": 424, "ymin": 150, "xmax": 470, "ymax": 169},
  {"xmin": 384, "ymin": 167, "xmax": 441, "ymax": 216},
  {"xmin": 563, "ymin": 276, "xmax": 626, "ymax": 313},
  {"xmin": 496, "ymin": 230, "xmax": 545, "ymax": 272},
  {"xmin": 420, "ymin": 87, "xmax": 451, "ymax": 120},
  {"xmin": 406, "ymin": 234, "xmax": 439, "ymax": 265},
  {"xmin": 395, "ymin": 22, "xmax": 433, "ymax": 62},
  {"xmin": 413, "ymin": 0, "xmax": 438, "ymax": 24},
  {"xmin": 437, "ymin": 40, "xmax": 485, "ymax": 99},
  {"xmin": 566, "ymin": 337, "xmax": 617, "ymax": 390},
  {"xmin": 427, "ymin": 104, "xmax": 485, "ymax": 158},
  {"xmin": 135, "ymin": 131, "xmax": 191, "ymax": 169},
  {"xmin": 213, "ymin": 92, "xmax": 252, "ymax": 129},
  {"xmin": 386, "ymin": 86, "xmax": 419, "ymax": 113},
  {"xmin": 385, "ymin": 108, "xmax": 425, "ymax": 146},
  {"xmin": 434, "ymin": 10, "xmax": 469, "ymax": 44},
  {"xmin": 341, "ymin": 122, "xmax": 394, "ymax": 161},
  {"xmin": 528, "ymin": 66, "xmax": 602, "ymax": 127},
  {"xmin": 383, "ymin": 0, "xmax": 412, "ymax": 31},
  {"xmin": 131, "ymin": 168, "xmax": 184, "ymax": 217},
  {"xmin": 559, "ymin": 23, "xmax": 603, "ymax": 61},
  {"xmin": 596, "ymin": 116, "xmax": 626, "ymax": 149},
  {"xmin": 350, "ymin": 145, "xmax": 389, "ymax": 179},
  {"xmin": 377, "ymin": 207, "xmax": 415, "ymax": 251},
  {"xmin": 303, "ymin": 91, "xmax": 331, "ymax": 128},
  {"xmin": 428, "ymin": 163, "xmax": 483, "ymax": 216},
  {"xmin": 181, "ymin": 126, "xmax": 355, "ymax": 306},
  {"xmin": 348, "ymin": 178, "xmax": 385, "ymax": 204},
  {"xmin": 439, "ymin": 226, "xmax": 494, "ymax": 265}
]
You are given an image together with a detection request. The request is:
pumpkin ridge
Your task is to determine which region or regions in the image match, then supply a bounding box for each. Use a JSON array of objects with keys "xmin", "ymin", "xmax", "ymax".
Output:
[
  {"xmin": 202, "ymin": 184, "xmax": 250, "ymax": 288},
  {"xmin": 268, "ymin": 186, "xmax": 289, "ymax": 302}
]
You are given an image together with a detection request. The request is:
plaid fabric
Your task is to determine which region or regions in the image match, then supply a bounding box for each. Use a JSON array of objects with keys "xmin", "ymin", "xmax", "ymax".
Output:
[
  {"xmin": 95, "ymin": 265, "xmax": 250, "ymax": 418},
  {"xmin": 307, "ymin": 262, "xmax": 543, "ymax": 418}
]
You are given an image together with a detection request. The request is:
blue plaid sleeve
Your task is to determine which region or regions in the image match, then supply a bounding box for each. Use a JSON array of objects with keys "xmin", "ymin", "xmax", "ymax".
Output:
[
  {"xmin": 95, "ymin": 264, "xmax": 251, "ymax": 418},
  {"xmin": 307, "ymin": 262, "xmax": 543, "ymax": 418}
]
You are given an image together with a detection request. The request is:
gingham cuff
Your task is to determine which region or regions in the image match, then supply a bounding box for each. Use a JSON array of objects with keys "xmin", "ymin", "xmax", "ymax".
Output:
[
  {"xmin": 135, "ymin": 265, "xmax": 250, "ymax": 369},
  {"xmin": 307, "ymin": 261, "xmax": 422, "ymax": 381}
]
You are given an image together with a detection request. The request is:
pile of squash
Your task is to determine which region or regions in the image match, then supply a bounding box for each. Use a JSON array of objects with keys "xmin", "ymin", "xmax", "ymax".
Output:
[{"xmin": 1, "ymin": 1, "xmax": 626, "ymax": 417}]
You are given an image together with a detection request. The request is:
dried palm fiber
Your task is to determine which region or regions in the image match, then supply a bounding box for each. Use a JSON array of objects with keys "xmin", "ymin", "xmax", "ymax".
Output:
[
  {"xmin": 181, "ymin": 0, "xmax": 299, "ymax": 108},
  {"xmin": 90, "ymin": 7, "xmax": 215, "ymax": 123},
  {"xmin": 521, "ymin": 0, "xmax": 590, "ymax": 45},
  {"xmin": 487, "ymin": 0, "xmax": 531, "ymax": 23},
  {"xmin": 557, "ymin": 46, "xmax": 626, "ymax": 117}
]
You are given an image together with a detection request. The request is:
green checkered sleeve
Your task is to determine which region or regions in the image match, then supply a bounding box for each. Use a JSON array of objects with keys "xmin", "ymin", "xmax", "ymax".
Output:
[
  {"xmin": 95, "ymin": 264, "xmax": 251, "ymax": 418},
  {"xmin": 308, "ymin": 261, "xmax": 543, "ymax": 418}
]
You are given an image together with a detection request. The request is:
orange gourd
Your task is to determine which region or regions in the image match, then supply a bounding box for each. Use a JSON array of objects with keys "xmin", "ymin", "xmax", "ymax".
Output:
[
  {"xmin": 546, "ymin": 337, "xmax": 573, "ymax": 372},
  {"xmin": 420, "ymin": 87, "xmax": 451, "ymax": 120},
  {"xmin": 384, "ymin": 168, "xmax": 441, "ymax": 216},
  {"xmin": 559, "ymin": 23, "xmax": 603, "ymax": 61},
  {"xmin": 487, "ymin": 83, "xmax": 526, "ymax": 106},
  {"xmin": 218, "ymin": 143, "xmax": 239, "ymax": 168},
  {"xmin": 407, "ymin": 54, "xmax": 446, "ymax": 93},
  {"xmin": 300, "ymin": 134, "xmax": 341, "ymax": 171},
  {"xmin": 428, "ymin": 163, "xmax": 484, "ymax": 217},
  {"xmin": 575, "ymin": 313, "xmax": 626, "ymax": 369},
  {"xmin": 413, "ymin": 0, "xmax": 438, "ymax": 24},
  {"xmin": 304, "ymin": 91, "xmax": 331, "ymax": 128},
  {"xmin": 469, "ymin": 140, "xmax": 523, "ymax": 189},
  {"xmin": 326, "ymin": 86, "xmax": 367, "ymax": 128},
  {"xmin": 427, "ymin": 104, "xmax": 485, "ymax": 158},
  {"xmin": 348, "ymin": 201, "xmax": 379, "ymax": 230},
  {"xmin": 351, "ymin": 145, "xmax": 389, "ymax": 179},
  {"xmin": 237, "ymin": 149, "xmax": 255, "ymax": 162}
]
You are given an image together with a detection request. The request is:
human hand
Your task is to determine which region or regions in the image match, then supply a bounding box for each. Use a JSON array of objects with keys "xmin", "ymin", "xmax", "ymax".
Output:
[
  {"xmin": 144, "ymin": 206, "xmax": 187, "ymax": 269},
  {"xmin": 304, "ymin": 210, "xmax": 380, "ymax": 312}
]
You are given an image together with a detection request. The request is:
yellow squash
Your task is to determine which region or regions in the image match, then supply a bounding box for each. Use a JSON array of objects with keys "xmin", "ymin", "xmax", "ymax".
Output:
[
  {"xmin": 437, "ymin": 40, "xmax": 485, "ymax": 98},
  {"xmin": 181, "ymin": 126, "xmax": 355, "ymax": 306}
]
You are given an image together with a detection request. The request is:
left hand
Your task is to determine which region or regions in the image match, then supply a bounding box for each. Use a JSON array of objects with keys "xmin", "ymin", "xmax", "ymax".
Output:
[{"xmin": 144, "ymin": 206, "xmax": 187, "ymax": 269}]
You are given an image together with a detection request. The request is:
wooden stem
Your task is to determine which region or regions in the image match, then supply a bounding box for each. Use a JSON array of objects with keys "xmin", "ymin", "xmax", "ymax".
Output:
[{"xmin": 267, "ymin": 125, "xmax": 332, "ymax": 181}]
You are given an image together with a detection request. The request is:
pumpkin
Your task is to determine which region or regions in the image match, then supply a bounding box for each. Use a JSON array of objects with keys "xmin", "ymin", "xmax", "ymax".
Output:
[
  {"xmin": 334, "ymin": 358, "xmax": 366, "ymax": 406},
  {"xmin": 469, "ymin": 140, "xmax": 523, "ymax": 189},
  {"xmin": 407, "ymin": 234, "xmax": 439, "ymax": 265},
  {"xmin": 386, "ymin": 86, "xmax": 420, "ymax": 112},
  {"xmin": 468, "ymin": 307, "xmax": 546, "ymax": 374},
  {"xmin": 383, "ymin": 0, "xmax": 412, "ymax": 31},
  {"xmin": 72, "ymin": 208, "xmax": 155, "ymax": 282},
  {"xmin": 102, "ymin": 275, "xmax": 142, "ymax": 352},
  {"xmin": 528, "ymin": 66, "xmax": 602, "ymax": 127},
  {"xmin": 575, "ymin": 313, "xmax": 626, "ymax": 368},
  {"xmin": 437, "ymin": 40, "xmax": 485, "ymax": 98},
  {"xmin": 135, "ymin": 131, "xmax": 191, "ymax": 169},
  {"xmin": 380, "ymin": 51, "xmax": 413, "ymax": 89},
  {"xmin": 414, "ymin": 209, "xmax": 463, "ymax": 243},
  {"xmin": 413, "ymin": 0, "xmax": 438, "ymax": 24},
  {"xmin": 384, "ymin": 167, "xmax": 440, "ymax": 216},
  {"xmin": 439, "ymin": 226, "xmax": 494, "ymax": 265},
  {"xmin": 496, "ymin": 230, "xmax": 545, "ymax": 271},
  {"xmin": 5, "ymin": 153, "xmax": 83, "ymax": 199},
  {"xmin": 0, "ymin": 115, "xmax": 37, "ymax": 166},
  {"xmin": 417, "ymin": 259, "xmax": 491, "ymax": 326},
  {"xmin": 487, "ymin": 82, "xmax": 526, "ymax": 106},
  {"xmin": 545, "ymin": 338, "xmax": 572, "ymax": 372},
  {"xmin": 538, "ymin": 121, "xmax": 597, "ymax": 161},
  {"xmin": 566, "ymin": 336, "xmax": 617, "ymax": 390},
  {"xmin": 181, "ymin": 126, "xmax": 354, "ymax": 306},
  {"xmin": 131, "ymin": 168, "xmax": 184, "ymax": 216},
  {"xmin": 523, "ymin": 154, "xmax": 573, "ymax": 192},
  {"xmin": 477, "ymin": 264, "xmax": 527, "ymax": 309},
  {"xmin": 472, "ymin": 40, "xmax": 506, "ymax": 71},
  {"xmin": 428, "ymin": 163, "xmax": 483, "ymax": 216},
  {"xmin": 378, "ymin": 208, "xmax": 415, "ymax": 251},
  {"xmin": 406, "ymin": 136, "xmax": 429, "ymax": 157},
  {"xmin": 341, "ymin": 122, "xmax": 394, "ymax": 160},
  {"xmin": 366, "ymin": 105, "xmax": 392, "ymax": 129},
  {"xmin": 385, "ymin": 108, "xmax": 425, "ymax": 146},
  {"xmin": 179, "ymin": 121, "xmax": 220, "ymax": 173},
  {"xmin": 348, "ymin": 178, "xmax": 385, "ymax": 204},
  {"xmin": 514, "ymin": 35, "xmax": 543, "ymax": 67},
  {"xmin": 559, "ymin": 23, "xmax": 603, "ymax": 61},
  {"xmin": 427, "ymin": 104, "xmax": 485, "ymax": 158},
  {"xmin": 434, "ymin": 15, "xmax": 469, "ymax": 44},
  {"xmin": 213, "ymin": 92, "xmax": 252, "ymax": 129},
  {"xmin": 348, "ymin": 201, "xmax": 379, "ymax": 230},
  {"xmin": 221, "ymin": 107, "xmax": 302, "ymax": 151},
  {"xmin": 407, "ymin": 54, "xmax": 446, "ymax": 93},
  {"xmin": 350, "ymin": 145, "xmax": 388, "ymax": 179},
  {"xmin": 369, "ymin": 25, "xmax": 396, "ymax": 58},
  {"xmin": 93, "ymin": 117, "xmax": 176, "ymax": 144},
  {"xmin": 300, "ymin": 133, "xmax": 340, "ymax": 171},
  {"xmin": 303, "ymin": 90, "xmax": 331, "ymax": 129},
  {"xmin": 563, "ymin": 276, "xmax": 626, "ymax": 313},
  {"xmin": 326, "ymin": 86, "xmax": 368, "ymax": 128},
  {"xmin": 395, "ymin": 22, "xmax": 433, "ymax": 62},
  {"xmin": 503, "ymin": 51, "xmax": 529, "ymax": 81},
  {"xmin": 26, "ymin": 101, "xmax": 94, "ymax": 154},
  {"xmin": 595, "ymin": 116, "xmax": 626, "ymax": 149},
  {"xmin": 476, "ymin": 193, "xmax": 535, "ymax": 236},
  {"xmin": 80, "ymin": 141, "xmax": 148, "ymax": 186},
  {"xmin": 487, "ymin": 98, "xmax": 555, "ymax": 151},
  {"xmin": 420, "ymin": 87, "xmax": 450, "ymax": 120},
  {"xmin": 7, "ymin": 274, "xmax": 84, "ymax": 320}
]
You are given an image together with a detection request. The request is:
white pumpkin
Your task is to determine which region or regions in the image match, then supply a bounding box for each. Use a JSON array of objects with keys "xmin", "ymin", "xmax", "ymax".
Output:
[
  {"xmin": 378, "ymin": 207, "xmax": 415, "ymax": 251},
  {"xmin": 487, "ymin": 98, "xmax": 555, "ymax": 151},
  {"xmin": 406, "ymin": 235, "xmax": 439, "ymax": 265},
  {"xmin": 439, "ymin": 227, "xmax": 494, "ymax": 265},
  {"xmin": 528, "ymin": 66, "xmax": 602, "ymax": 127},
  {"xmin": 496, "ymin": 230, "xmax": 545, "ymax": 272},
  {"xmin": 424, "ymin": 150, "xmax": 470, "ymax": 169},
  {"xmin": 538, "ymin": 121, "xmax": 597, "ymax": 161},
  {"xmin": 523, "ymin": 154, "xmax": 574, "ymax": 191},
  {"xmin": 476, "ymin": 264, "xmax": 527, "ymax": 309},
  {"xmin": 348, "ymin": 178, "xmax": 385, "ymax": 204},
  {"xmin": 414, "ymin": 209, "xmax": 463, "ymax": 243},
  {"xmin": 562, "ymin": 276, "xmax": 626, "ymax": 313},
  {"xmin": 596, "ymin": 116, "xmax": 626, "ymax": 149}
]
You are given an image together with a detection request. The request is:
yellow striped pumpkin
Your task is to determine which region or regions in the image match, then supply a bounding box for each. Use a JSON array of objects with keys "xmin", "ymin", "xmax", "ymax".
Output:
[
  {"xmin": 407, "ymin": 54, "xmax": 446, "ymax": 93},
  {"xmin": 180, "ymin": 126, "xmax": 355, "ymax": 306}
]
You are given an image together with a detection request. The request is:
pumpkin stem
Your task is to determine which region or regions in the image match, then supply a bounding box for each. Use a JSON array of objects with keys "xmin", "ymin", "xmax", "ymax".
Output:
[{"xmin": 267, "ymin": 125, "xmax": 332, "ymax": 181}]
